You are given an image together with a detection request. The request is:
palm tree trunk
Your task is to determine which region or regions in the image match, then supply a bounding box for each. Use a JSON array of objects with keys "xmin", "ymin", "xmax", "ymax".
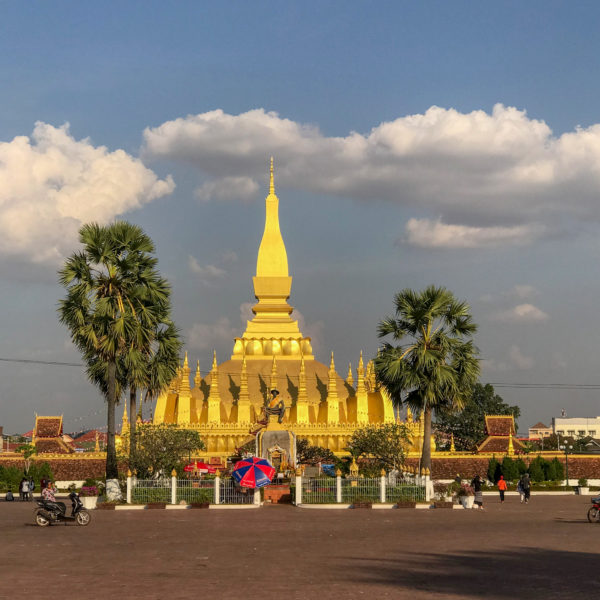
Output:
[
  {"xmin": 106, "ymin": 359, "xmax": 119, "ymax": 479},
  {"xmin": 129, "ymin": 385, "xmax": 137, "ymax": 465},
  {"xmin": 421, "ymin": 405, "xmax": 432, "ymax": 473}
]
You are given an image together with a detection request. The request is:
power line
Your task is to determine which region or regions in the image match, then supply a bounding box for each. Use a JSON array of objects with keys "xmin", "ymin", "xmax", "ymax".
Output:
[{"xmin": 0, "ymin": 357, "xmax": 83, "ymax": 367}]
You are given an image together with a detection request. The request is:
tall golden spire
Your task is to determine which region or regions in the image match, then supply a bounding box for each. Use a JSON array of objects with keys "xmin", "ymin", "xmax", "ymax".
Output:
[
  {"xmin": 207, "ymin": 350, "xmax": 221, "ymax": 423},
  {"xmin": 325, "ymin": 351, "xmax": 339, "ymax": 423},
  {"xmin": 356, "ymin": 351, "xmax": 366, "ymax": 395},
  {"xmin": 355, "ymin": 350, "xmax": 369, "ymax": 424},
  {"xmin": 179, "ymin": 351, "xmax": 191, "ymax": 395},
  {"xmin": 233, "ymin": 159, "xmax": 313, "ymax": 361},
  {"xmin": 237, "ymin": 355, "xmax": 251, "ymax": 423}
]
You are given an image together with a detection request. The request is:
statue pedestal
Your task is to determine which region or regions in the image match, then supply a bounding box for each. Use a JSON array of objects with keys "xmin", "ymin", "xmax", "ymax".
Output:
[{"xmin": 257, "ymin": 422, "xmax": 297, "ymax": 471}]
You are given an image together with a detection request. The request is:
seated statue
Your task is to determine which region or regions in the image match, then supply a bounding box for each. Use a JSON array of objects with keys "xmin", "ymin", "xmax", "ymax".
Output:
[{"xmin": 265, "ymin": 389, "xmax": 285, "ymax": 424}]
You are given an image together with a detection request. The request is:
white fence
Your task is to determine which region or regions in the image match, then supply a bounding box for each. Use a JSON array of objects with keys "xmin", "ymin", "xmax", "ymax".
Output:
[{"xmin": 129, "ymin": 475, "xmax": 258, "ymax": 505}]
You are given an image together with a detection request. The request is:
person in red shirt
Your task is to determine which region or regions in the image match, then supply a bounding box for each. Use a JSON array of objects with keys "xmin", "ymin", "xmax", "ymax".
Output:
[{"xmin": 497, "ymin": 475, "xmax": 507, "ymax": 503}]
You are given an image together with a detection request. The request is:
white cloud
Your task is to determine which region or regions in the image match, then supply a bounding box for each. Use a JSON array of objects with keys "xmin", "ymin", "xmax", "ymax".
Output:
[
  {"xmin": 186, "ymin": 317, "xmax": 238, "ymax": 352},
  {"xmin": 195, "ymin": 176, "xmax": 259, "ymax": 203},
  {"xmin": 143, "ymin": 105, "xmax": 600, "ymax": 244},
  {"xmin": 495, "ymin": 303, "xmax": 549, "ymax": 322},
  {"xmin": 403, "ymin": 218, "xmax": 543, "ymax": 248},
  {"xmin": 0, "ymin": 122, "xmax": 174, "ymax": 264},
  {"xmin": 512, "ymin": 285, "xmax": 537, "ymax": 300},
  {"xmin": 508, "ymin": 345, "xmax": 535, "ymax": 370},
  {"xmin": 187, "ymin": 255, "xmax": 227, "ymax": 286}
]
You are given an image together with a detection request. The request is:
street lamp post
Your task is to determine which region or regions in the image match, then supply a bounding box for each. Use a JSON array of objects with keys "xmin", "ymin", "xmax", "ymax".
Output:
[{"xmin": 559, "ymin": 442, "xmax": 573, "ymax": 485}]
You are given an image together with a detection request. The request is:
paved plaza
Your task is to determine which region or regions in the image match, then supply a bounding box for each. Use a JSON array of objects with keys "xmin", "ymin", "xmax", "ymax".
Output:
[{"xmin": 1, "ymin": 496, "xmax": 599, "ymax": 599}]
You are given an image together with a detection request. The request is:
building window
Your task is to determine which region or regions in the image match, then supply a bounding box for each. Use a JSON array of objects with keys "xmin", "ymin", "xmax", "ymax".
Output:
[
  {"xmin": 557, "ymin": 430, "xmax": 564, "ymax": 435},
  {"xmin": 568, "ymin": 430, "xmax": 575, "ymax": 436},
  {"xmin": 578, "ymin": 430, "xmax": 586, "ymax": 436},
  {"xmin": 589, "ymin": 431, "xmax": 596, "ymax": 437}
]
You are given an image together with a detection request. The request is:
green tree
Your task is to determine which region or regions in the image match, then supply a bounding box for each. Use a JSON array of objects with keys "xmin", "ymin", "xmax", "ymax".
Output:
[
  {"xmin": 124, "ymin": 423, "xmax": 205, "ymax": 478},
  {"xmin": 345, "ymin": 423, "xmax": 410, "ymax": 473},
  {"xmin": 435, "ymin": 383, "xmax": 520, "ymax": 450},
  {"xmin": 16, "ymin": 443, "xmax": 37, "ymax": 474},
  {"xmin": 374, "ymin": 286, "xmax": 480, "ymax": 472},
  {"xmin": 296, "ymin": 438, "xmax": 337, "ymax": 466},
  {"xmin": 59, "ymin": 221, "xmax": 176, "ymax": 479},
  {"xmin": 551, "ymin": 457, "xmax": 565, "ymax": 481},
  {"xmin": 487, "ymin": 457, "xmax": 501, "ymax": 483}
]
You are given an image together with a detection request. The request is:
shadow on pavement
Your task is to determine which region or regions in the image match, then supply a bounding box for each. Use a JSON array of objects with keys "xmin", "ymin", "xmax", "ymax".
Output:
[{"xmin": 342, "ymin": 548, "xmax": 600, "ymax": 598}]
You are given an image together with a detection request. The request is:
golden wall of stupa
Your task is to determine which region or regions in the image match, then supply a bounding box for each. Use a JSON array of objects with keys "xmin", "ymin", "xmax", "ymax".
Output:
[{"xmin": 151, "ymin": 160, "xmax": 431, "ymax": 461}]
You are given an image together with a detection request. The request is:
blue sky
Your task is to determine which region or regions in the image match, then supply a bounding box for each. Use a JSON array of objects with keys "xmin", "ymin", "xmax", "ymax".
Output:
[{"xmin": 2, "ymin": 2, "xmax": 600, "ymax": 434}]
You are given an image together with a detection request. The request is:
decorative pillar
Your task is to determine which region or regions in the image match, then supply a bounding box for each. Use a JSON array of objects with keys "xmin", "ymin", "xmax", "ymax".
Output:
[
  {"xmin": 295, "ymin": 469, "xmax": 303, "ymax": 505},
  {"xmin": 269, "ymin": 356, "xmax": 278, "ymax": 392},
  {"xmin": 380, "ymin": 468, "xmax": 386, "ymax": 503},
  {"xmin": 171, "ymin": 469, "xmax": 177, "ymax": 505},
  {"xmin": 254, "ymin": 487, "xmax": 261, "ymax": 506},
  {"xmin": 214, "ymin": 470, "xmax": 221, "ymax": 505},
  {"xmin": 126, "ymin": 469, "xmax": 132, "ymax": 504},
  {"xmin": 336, "ymin": 468, "xmax": 342, "ymax": 504},
  {"xmin": 424, "ymin": 468, "xmax": 432, "ymax": 502}
]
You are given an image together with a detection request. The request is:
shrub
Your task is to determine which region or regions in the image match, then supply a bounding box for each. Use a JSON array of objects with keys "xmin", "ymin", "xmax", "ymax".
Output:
[
  {"xmin": 578, "ymin": 478, "xmax": 588, "ymax": 487},
  {"xmin": 527, "ymin": 457, "xmax": 546, "ymax": 482},
  {"xmin": 501, "ymin": 457, "xmax": 520, "ymax": 481},
  {"xmin": 551, "ymin": 458, "xmax": 565, "ymax": 481},
  {"xmin": 487, "ymin": 457, "xmax": 501, "ymax": 483}
]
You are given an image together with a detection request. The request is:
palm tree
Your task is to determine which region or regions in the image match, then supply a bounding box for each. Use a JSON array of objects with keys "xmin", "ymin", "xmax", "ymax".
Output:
[
  {"xmin": 374, "ymin": 286, "xmax": 480, "ymax": 472},
  {"xmin": 58, "ymin": 221, "xmax": 176, "ymax": 479}
]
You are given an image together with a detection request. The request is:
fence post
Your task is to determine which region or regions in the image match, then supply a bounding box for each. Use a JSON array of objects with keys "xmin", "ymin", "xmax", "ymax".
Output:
[
  {"xmin": 424, "ymin": 468, "xmax": 431, "ymax": 502},
  {"xmin": 295, "ymin": 470, "xmax": 302, "ymax": 505},
  {"xmin": 336, "ymin": 468, "xmax": 342, "ymax": 503},
  {"xmin": 171, "ymin": 469, "xmax": 177, "ymax": 505},
  {"xmin": 215, "ymin": 470, "xmax": 221, "ymax": 505},
  {"xmin": 126, "ymin": 469, "xmax": 132, "ymax": 504},
  {"xmin": 380, "ymin": 469, "xmax": 386, "ymax": 503}
]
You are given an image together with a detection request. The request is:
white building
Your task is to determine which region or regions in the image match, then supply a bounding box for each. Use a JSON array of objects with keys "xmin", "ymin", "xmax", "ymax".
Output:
[{"xmin": 553, "ymin": 416, "xmax": 600, "ymax": 438}]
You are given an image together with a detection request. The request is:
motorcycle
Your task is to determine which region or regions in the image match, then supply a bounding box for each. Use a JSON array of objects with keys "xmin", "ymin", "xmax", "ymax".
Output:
[
  {"xmin": 587, "ymin": 495, "xmax": 600, "ymax": 523},
  {"xmin": 34, "ymin": 491, "xmax": 91, "ymax": 527}
]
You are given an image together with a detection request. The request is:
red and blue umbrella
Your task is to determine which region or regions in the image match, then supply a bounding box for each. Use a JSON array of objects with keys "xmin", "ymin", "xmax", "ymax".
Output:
[{"xmin": 232, "ymin": 457, "xmax": 276, "ymax": 488}]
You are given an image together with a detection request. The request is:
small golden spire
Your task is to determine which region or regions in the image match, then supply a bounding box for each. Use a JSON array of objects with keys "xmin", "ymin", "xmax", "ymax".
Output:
[
  {"xmin": 346, "ymin": 362, "xmax": 354, "ymax": 387},
  {"xmin": 122, "ymin": 402, "xmax": 128, "ymax": 426},
  {"xmin": 299, "ymin": 355, "xmax": 307, "ymax": 396},
  {"xmin": 183, "ymin": 351, "xmax": 188, "ymax": 368},
  {"xmin": 450, "ymin": 433, "xmax": 456, "ymax": 453},
  {"xmin": 194, "ymin": 360, "xmax": 201, "ymax": 389},
  {"xmin": 508, "ymin": 432, "xmax": 515, "ymax": 456},
  {"xmin": 269, "ymin": 356, "xmax": 278, "ymax": 391},
  {"xmin": 94, "ymin": 431, "xmax": 100, "ymax": 452},
  {"xmin": 269, "ymin": 156, "xmax": 275, "ymax": 195},
  {"xmin": 212, "ymin": 350, "xmax": 218, "ymax": 370},
  {"xmin": 239, "ymin": 355, "xmax": 249, "ymax": 401},
  {"xmin": 406, "ymin": 406, "xmax": 413, "ymax": 423}
]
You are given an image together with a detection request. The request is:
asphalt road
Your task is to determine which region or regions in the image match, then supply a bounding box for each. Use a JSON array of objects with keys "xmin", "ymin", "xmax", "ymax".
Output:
[{"xmin": 1, "ymin": 496, "xmax": 598, "ymax": 599}]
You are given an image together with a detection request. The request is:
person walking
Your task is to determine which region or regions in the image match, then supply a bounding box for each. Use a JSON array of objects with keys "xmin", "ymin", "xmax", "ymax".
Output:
[
  {"xmin": 497, "ymin": 475, "xmax": 507, "ymax": 503},
  {"xmin": 471, "ymin": 474, "xmax": 484, "ymax": 510},
  {"xmin": 19, "ymin": 477, "xmax": 26, "ymax": 501},
  {"xmin": 21, "ymin": 478, "xmax": 30, "ymax": 501},
  {"xmin": 520, "ymin": 472, "xmax": 531, "ymax": 504}
]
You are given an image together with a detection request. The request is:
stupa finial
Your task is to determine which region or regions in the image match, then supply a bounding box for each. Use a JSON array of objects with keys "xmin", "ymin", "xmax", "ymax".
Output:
[
  {"xmin": 269, "ymin": 156, "xmax": 275, "ymax": 195},
  {"xmin": 212, "ymin": 350, "xmax": 218, "ymax": 370}
]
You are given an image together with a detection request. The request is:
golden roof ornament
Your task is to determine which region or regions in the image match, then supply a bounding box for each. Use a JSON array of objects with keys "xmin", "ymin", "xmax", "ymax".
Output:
[{"xmin": 450, "ymin": 433, "xmax": 456, "ymax": 453}]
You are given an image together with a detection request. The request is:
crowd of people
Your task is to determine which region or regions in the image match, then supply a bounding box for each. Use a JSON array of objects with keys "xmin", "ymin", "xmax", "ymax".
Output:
[{"xmin": 4, "ymin": 476, "xmax": 52, "ymax": 502}]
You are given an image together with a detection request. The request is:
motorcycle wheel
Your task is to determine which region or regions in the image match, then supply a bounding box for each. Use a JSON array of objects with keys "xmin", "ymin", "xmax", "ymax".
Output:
[
  {"xmin": 587, "ymin": 507, "xmax": 600, "ymax": 523},
  {"xmin": 76, "ymin": 511, "xmax": 91, "ymax": 526},
  {"xmin": 35, "ymin": 512, "xmax": 50, "ymax": 527}
]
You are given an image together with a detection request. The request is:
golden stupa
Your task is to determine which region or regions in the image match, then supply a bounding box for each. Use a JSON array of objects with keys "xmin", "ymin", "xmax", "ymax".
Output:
[{"xmin": 151, "ymin": 160, "xmax": 430, "ymax": 462}]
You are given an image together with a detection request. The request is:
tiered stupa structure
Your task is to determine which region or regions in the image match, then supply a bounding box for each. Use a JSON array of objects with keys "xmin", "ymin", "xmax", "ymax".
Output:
[{"xmin": 152, "ymin": 160, "xmax": 430, "ymax": 463}]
